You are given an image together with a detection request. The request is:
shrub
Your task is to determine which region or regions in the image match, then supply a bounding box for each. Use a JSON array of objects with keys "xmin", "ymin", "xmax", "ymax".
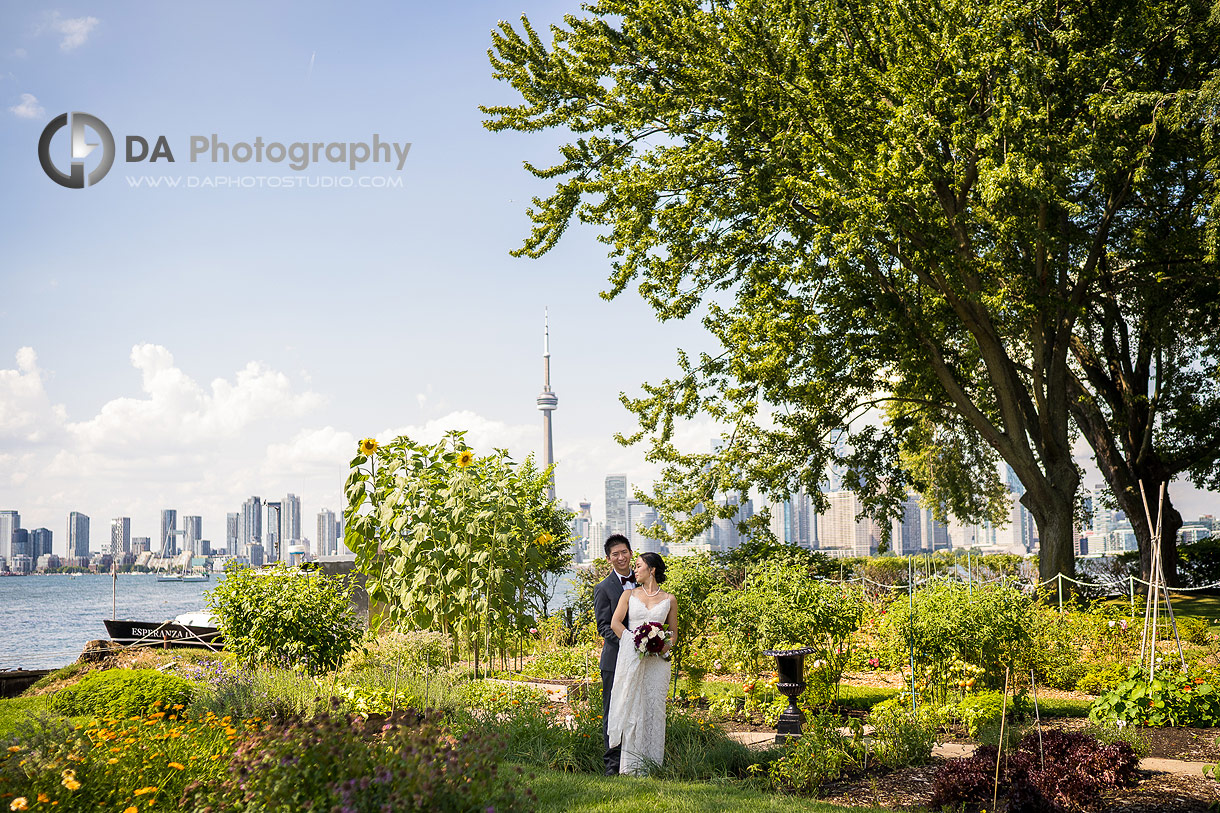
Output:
[
  {"xmin": 930, "ymin": 729, "xmax": 1139, "ymax": 813},
  {"xmin": 1076, "ymin": 661, "xmax": 1130, "ymax": 695},
  {"xmin": 206, "ymin": 561, "xmax": 362, "ymax": 673},
  {"xmin": 460, "ymin": 680, "xmax": 548, "ymax": 718},
  {"xmin": 1089, "ymin": 667, "xmax": 1220, "ymax": 727},
  {"xmin": 758, "ymin": 711, "xmax": 864, "ymax": 793},
  {"xmin": 49, "ymin": 668, "xmax": 194, "ymax": 719},
  {"xmin": 882, "ymin": 579, "xmax": 1037, "ymax": 701},
  {"xmin": 867, "ymin": 699, "xmax": 943, "ymax": 769},
  {"xmin": 521, "ymin": 646, "xmax": 598, "ymax": 679},
  {"xmin": 0, "ymin": 704, "xmax": 254, "ymax": 812},
  {"xmin": 183, "ymin": 706, "xmax": 532, "ymax": 812}
]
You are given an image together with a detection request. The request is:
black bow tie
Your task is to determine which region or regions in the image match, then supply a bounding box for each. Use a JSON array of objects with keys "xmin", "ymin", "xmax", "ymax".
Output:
[{"xmin": 619, "ymin": 574, "xmax": 636, "ymax": 586}]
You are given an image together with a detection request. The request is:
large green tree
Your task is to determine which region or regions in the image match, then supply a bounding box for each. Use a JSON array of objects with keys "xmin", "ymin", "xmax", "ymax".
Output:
[{"xmin": 485, "ymin": 0, "xmax": 1220, "ymax": 581}]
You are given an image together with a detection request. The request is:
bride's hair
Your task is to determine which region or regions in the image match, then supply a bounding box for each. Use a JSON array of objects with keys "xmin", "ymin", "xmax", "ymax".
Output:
[{"xmin": 640, "ymin": 552, "xmax": 666, "ymax": 584}]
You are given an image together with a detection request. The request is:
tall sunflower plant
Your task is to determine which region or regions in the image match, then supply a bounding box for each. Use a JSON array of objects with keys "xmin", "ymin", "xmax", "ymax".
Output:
[{"xmin": 344, "ymin": 430, "xmax": 572, "ymax": 672}]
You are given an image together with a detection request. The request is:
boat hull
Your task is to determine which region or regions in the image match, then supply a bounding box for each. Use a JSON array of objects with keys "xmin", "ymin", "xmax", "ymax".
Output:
[{"xmin": 103, "ymin": 619, "xmax": 224, "ymax": 651}]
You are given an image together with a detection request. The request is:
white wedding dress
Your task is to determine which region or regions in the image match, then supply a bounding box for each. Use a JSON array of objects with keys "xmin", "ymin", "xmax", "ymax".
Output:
[{"xmin": 606, "ymin": 594, "xmax": 672, "ymax": 776}]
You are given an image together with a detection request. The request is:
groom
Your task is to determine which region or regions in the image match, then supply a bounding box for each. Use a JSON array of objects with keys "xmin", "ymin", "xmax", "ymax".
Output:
[{"xmin": 594, "ymin": 533, "xmax": 634, "ymax": 776}]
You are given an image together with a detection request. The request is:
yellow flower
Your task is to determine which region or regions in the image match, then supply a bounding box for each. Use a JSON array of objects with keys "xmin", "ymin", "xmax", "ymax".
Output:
[
  {"xmin": 534, "ymin": 532, "xmax": 554, "ymax": 546},
  {"xmin": 6, "ymin": 745, "xmax": 20, "ymax": 753},
  {"xmin": 107, "ymin": 758, "xmax": 119, "ymax": 764},
  {"xmin": 62, "ymin": 778, "xmax": 81, "ymax": 791},
  {"xmin": 359, "ymin": 438, "xmax": 379, "ymax": 455},
  {"xmin": 10, "ymin": 799, "xmax": 29, "ymax": 812},
  {"xmin": 36, "ymin": 796, "xmax": 48, "ymax": 804},
  {"xmin": 60, "ymin": 769, "xmax": 76, "ymax": 780},
  {"xmin": 124, "ymin": 808, "xmax": 139, "ymax": 813},
  {"xmin": 457, "ymin": 450, "xmax": 475, "ymax": 467},
  {"xmin": 168, "ymin": 762, "xmax": 185, "ymax": 771},
  {"xmin": 134, "ymin": 786, "xmax": 158, "ymax": 796}
]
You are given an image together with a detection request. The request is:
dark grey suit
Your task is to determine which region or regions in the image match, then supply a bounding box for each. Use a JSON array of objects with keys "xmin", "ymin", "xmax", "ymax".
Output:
[{"xmin": 594, "ymin": 571, "xmax": 631, "ymax": 774}]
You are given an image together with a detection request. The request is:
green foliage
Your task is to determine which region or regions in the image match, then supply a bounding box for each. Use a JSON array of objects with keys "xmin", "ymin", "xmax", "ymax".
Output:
[
  {"xmin": 955, "ymin": 691, "xmax": 1007, "ymax": 740},
  {"xmin": 1178, "ymin": 537, "xmax": 1220, "ymax": 587},
  {"xmin": 1076, "ymin": 662, "xmax": 1132, "ymax": 695},
  {"xmin": 49, "ymin": 668, "xmax": 193, "ymax": 719},
  {"xmin": 757, "ymin": 711, "xmax": 864, "ymax": 793},
  {"xmin": 883, "ymin": 579, "xmax": 1037, "ymax": 700},
  {"xmin": 461, "ymin": 680, "xmax": 548, "ymax": 718},
  {"xmin": 183, "ymin": 709, "xmax": 533, "ymax": 813},
  {"xmin": 1089, "ymin": 667, "xmax": 1220, "ymax": 727},
  {"xmin": 1, "ymin": 701, "xmax": 242, "ymax": 811},
  {"xmin": 866, "ymin": 698, "xmax": 944, "ymax": 769},
  {"xmin": 206, "ymin": 561, "xmax": 362, "ymax": 673},
  {"xmin": 344, "ymin": 431, "xmax": 572, "ymax": 667},
  {"xmin": 521, "ymin": 646, "xmax": 598, "ymax": 680}
]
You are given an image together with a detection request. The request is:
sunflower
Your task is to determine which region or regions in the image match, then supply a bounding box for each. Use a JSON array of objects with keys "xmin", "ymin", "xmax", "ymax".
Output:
[
  {"xmin": 457, "ymin": 450, "xmax": 475, "ymax": 467},
  {"xmin": 358, "ymin": 438, "xmax": 379, "ymax": 455},
  {"xmin": 534, "ymin": 532, "xmax": 554, "ymax": 546}
]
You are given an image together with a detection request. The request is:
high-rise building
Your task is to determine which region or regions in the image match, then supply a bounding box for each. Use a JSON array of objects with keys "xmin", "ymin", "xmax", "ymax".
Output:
[
  {"xmin": 890, "ymin": 495, "xmax": 922, "ymax": 555},
  {"xmin": 10, "ymin": 528, "xmax": 29, "ymax": 558},
  {"xmin": 30, "ymin": 528, "xmax": 53, "ymax": 559},
  {"xmin": 225, "ymin": 512, "xmax": 239, "ymax": 555},
  {"xmin": 241, "ymin": 496, "xmax": 262, "ymax": 553},
  {"xmin": 709, "ymin": 494, "xmax": 753, "ymax": 553},
  {"xmin": 131, "ymin": 536, "xmax": 150, "ymax": 553},
  {"xmin": 160, "ymin": 509, "xmax": 178, "ymax": 557},
  {"xmin": 316, "ymin": 509, "xmax": 337, "ymax": 557},
  {"xmin": 627, "ymin": 499, "xmax": 662, "ymax": 553},
  {"xmin": 68, "ymin": 512, "xmax": 90, "ymax": 558},
  {"xmin": 605, "ymin": 474, "xmax": 627, "ymax": 537},
  {"xmin": 282, "ymin": 494, "xmax": 301, "ymax": 542},
  {"xmin": 183, "ymin": 516, "xmax": 202, "ymax": 556},
  {"xmin": 818, "ymin": 491, "xmax": 879, "ymax": 557},
  {"xmin": 111, "ymin": 517, "xmax": 131, "ymax": 555},
  {"xmin": 264, "ymin": 501, "xmax": 282, "ymax": 562},
  {"xmin": 0, "ymin": 511, "xmax": 19, "ymax": 562},
  {"xmin": 537, "ymin": 310, "xmax": 559, "ymax": 502}
]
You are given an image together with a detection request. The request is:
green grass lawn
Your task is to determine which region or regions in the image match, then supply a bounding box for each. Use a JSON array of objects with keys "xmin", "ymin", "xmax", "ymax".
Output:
[
  {"xmin": 835, "ymin": 684, "xmax": 900, "ymax": 712},
  {"xmin": 0, "ymin": 695, "xmax": 60, "ymax": 739},
  {"xmin": 1032, "ymin": 695, "xmax": 1092, "ymax": 718},
  {"xmin": 525, "ymin": 766, "xmax": 895, "ymax": 813},
  {"xmin": 1104, "ymin": 590, "xmax": 1220, "ymax": 622}
]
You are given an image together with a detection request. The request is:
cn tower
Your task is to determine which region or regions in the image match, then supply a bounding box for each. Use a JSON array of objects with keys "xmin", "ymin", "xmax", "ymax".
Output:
[{"xmin": 537, "ymin": 309, "xmax": 558, "ymax": 502}]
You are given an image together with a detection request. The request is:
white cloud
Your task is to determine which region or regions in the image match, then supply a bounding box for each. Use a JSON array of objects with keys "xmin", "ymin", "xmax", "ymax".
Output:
[
  {"xmin": 0, "ymin": 347, "xmax": 67, "ymax": 443},
  {"xmin": 44, "ymin": 13, "xmax": 99, "ymax": 51},
  {"xmin": 9, "ymin": 93, "xmax": 44, "ymax": 119},
  {"xmin": 68, "ymin": 344, "xmax": 323, "ymax": 451},
  {"xmin": 11, "ymin": 48, "xmax": 27, "ymax": 59}
]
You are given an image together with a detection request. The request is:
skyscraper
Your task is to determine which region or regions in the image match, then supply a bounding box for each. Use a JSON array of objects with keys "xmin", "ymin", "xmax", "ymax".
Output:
[
  {"xmin": 30, "ymin": 528, "xmax": 52, "ymax": 559},
  {"xmin": 111, "ymin": 517, "xmax": 131, "ymax": 555},
  {"xmin": 68, "ymin": 512, "xmax": 90, "ymax": 559},
  {"xmin": 317, "ymin": 509, "xmax": 337, "ymax": 557},
  {"xmin": 264, "ymin": 501, "xmax": 282, "ymax": 562},
  {"xmin": 160, "ymin": 509, "xmax": 178, "ymax": 557},
  {"xmin": 605, "ymin": 474, "xmax": 627, "ymax": 538},
  {"xmin": 183, "ymin": 516, "xmax": 202, "ymax": 556},
  {"xmin": 241, "ymin": 496, "xmax": 262, "ymax": 553},
  {"xmin": 0, "ymin": 511, "xmax": 19, "ymax": 562},
  {"xmin": 282, "ymin": 494, "xmax": 301, "ymax": 542},
  {"xmin": 225, "ymin": 513, "xmax": 240, "ymax": 555},
  {"xmin": 536, "ymin": 310, "xmax": 559, "ymax": 502}
]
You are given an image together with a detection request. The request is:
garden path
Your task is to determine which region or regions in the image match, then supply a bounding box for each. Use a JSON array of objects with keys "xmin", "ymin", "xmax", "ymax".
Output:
[{"xmin": 724, "ymin": 731, "xmax": 1214, "ymax": 776}]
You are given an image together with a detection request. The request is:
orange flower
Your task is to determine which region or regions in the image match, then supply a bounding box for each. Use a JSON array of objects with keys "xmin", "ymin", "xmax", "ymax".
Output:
[
  {"xmin": 168, "ymin": 762, "xmax": 185, "ymax": 770},
  {"xmin": 134, "ymin": 787, "xmax": 158, "ymax": 796},
  {"xmin": 124, "ymin": 807, "xmax": 139, "ymax": 813}
]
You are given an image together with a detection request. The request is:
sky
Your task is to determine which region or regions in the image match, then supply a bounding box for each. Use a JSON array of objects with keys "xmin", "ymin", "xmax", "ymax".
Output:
[{"xmin": 1, "ymin": 3, "xmax": 1217, "ymax": 557}]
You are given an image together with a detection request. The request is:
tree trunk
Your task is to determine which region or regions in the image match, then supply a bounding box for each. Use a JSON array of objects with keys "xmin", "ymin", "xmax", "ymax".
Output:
[{"xmin": 1026, "ymin": 491, "xmax": 1077, "ymax": 587}]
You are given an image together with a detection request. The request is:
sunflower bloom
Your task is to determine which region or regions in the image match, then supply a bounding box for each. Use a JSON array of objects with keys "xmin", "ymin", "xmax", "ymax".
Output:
[
  {"xmin": 359, "ymin": 438, "xmax": 379, "ymax": 455},
  {"xmin": 457, "ymin": 450, "xmax": 475, "ymax": 467}
]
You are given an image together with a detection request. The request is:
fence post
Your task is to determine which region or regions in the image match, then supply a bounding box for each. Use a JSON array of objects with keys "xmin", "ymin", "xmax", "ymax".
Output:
[
  {"xmin": 1129, "ymin": 575, "xmax": 1135, "ymax": 620},
  {"xmin": 1057, "ymin": 574, "xmax": 1063, "ymax": 613}
]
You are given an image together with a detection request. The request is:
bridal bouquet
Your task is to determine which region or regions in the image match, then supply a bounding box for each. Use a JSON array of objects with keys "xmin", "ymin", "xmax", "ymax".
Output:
[{"xmin": 632, "ymin": 621, "xmax": 671, "ymax": 660}]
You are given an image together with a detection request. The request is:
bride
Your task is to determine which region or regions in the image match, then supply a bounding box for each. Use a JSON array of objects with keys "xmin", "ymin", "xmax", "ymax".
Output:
[{"xmin": 606, "ymin": 552, "xmax": 678, "ymax": 776}]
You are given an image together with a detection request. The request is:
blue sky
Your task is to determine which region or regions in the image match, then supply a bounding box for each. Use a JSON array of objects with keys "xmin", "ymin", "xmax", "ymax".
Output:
[
  {"xmin": 1, "ymin": 3, "xmax": 1216, "ymax": 555},
  {"xmin": 0, "ymin": 1, "xmax": 722, "ymax": 552}
]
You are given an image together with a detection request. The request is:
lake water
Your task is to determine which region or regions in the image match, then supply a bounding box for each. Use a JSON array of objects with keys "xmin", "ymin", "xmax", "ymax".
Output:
[
  {"xmin": 0, "ymin": 573, "xmax": 218, "ymax": 671},
  {"xmin": 0, "ymin": 569, "xmax": 580, "ymax": 671}
]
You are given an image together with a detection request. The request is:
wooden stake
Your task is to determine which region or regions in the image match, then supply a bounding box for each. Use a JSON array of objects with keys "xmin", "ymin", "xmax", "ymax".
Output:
[{"xmin": 993, "ymin": 666, "xmax": 1010, "ymax": 812}]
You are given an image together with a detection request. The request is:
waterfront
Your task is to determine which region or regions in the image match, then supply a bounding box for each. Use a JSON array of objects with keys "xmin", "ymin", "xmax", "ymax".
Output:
[
  {"xmin": 0, "ymin": 573, "xmax": 217, "ymax": 670},
  {"xmin": 0, "ymin": 569, "xmax": 579, "ymax": 671}
]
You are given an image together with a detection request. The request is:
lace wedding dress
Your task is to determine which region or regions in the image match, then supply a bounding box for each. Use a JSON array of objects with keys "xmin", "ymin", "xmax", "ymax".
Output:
[{"xmin": 606, "ymin": 594, "xmax": 672, "ymax": 775}]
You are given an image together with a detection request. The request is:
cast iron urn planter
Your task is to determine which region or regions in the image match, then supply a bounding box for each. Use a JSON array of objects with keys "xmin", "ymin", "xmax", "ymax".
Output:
[{"xmin": 763, "ymin": 647, "xmax": 818, "ymax": 741}]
